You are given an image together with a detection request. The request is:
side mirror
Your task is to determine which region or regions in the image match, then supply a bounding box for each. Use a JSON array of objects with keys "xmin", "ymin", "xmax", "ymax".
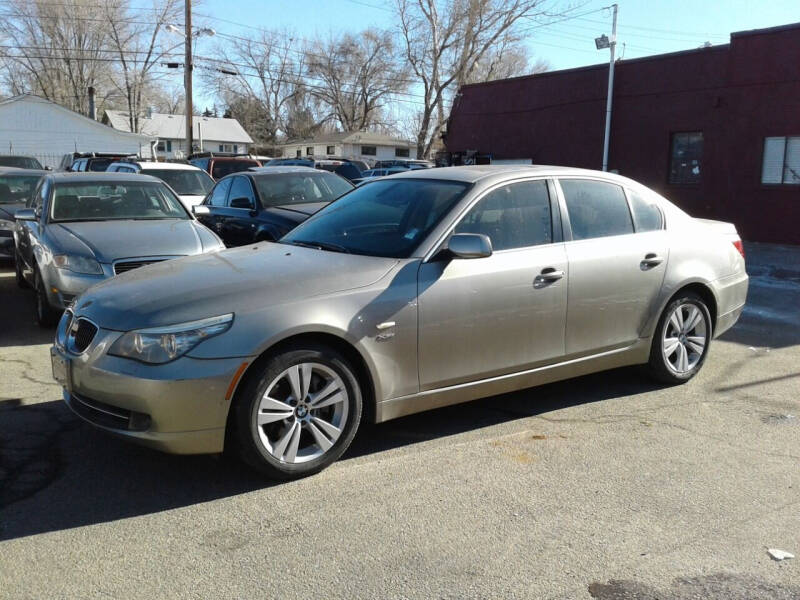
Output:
[
  {"xmin": 15, "ymin": 208, "xmax": 36, "ymax": 221},
  {"xmin": 230, "ymin": 197, "xmax": 253, "ymax": 210},
  {"xmin": 192, "ymin": 204, "xmax": 211, "ymax": 215},
  {"xmin": 447, "ymin": 233, "xmax": 493, "ymax": 259}
]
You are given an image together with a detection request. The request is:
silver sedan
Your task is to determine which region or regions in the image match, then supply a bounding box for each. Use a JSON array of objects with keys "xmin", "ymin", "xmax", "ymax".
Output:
[
  {"xmin": 14, "ymin": 172, "xmax": 224, "ymax": 326},
  {"xmin": 50, "ymin": 166, "xmax": 748, "ymax": 479}
]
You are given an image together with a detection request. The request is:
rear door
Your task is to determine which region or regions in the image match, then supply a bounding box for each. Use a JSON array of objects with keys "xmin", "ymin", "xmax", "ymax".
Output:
[{"xmin": 557, "ymin": 178, "xmax": 668, "ymax": 357}]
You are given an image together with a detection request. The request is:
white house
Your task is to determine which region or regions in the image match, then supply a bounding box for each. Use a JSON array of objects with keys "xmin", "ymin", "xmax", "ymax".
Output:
[
  {"xmin": 103, "ymin": 110, "xmax": 254, "ymax": 159},
  {"xmin": 276, "ymin": 131, "xmax": 417, "ymax": 162},
  {"xmin": 0, "ymin": 95, "xmax": 153, "ymax": 168}
]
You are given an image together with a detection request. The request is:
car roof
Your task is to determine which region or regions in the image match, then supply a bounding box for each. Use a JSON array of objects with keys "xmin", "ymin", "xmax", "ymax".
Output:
[
  {"xmin": 388, "ymin": 165, "xmax": 638, "ymax": 185},
  {"xmin": 115, "ymin": 161, "xmax": 205, "ymax": 171},
  {"xmin": 247, "ymin": 166, "xmax": 321, "ymax": 175},
  {"xmin": 48, "ymin": 172, "xmax": 163, "ymax": 184},
  {"xmin": 0, "ymin": 167, "xmax": 49, "ymax": 176},
  {"xmin": 208, "ymin": 156, "xmax": 260, "ymax": 162}
]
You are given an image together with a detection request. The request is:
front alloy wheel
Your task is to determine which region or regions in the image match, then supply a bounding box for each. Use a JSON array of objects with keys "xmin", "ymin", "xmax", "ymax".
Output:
[
  {"xmin": 233, "ymin": 344, "xmax": 362, "ymax": 479},
  {"xmin": 648, "ymin": 292, "xmax": 711, "ymax": 383}
]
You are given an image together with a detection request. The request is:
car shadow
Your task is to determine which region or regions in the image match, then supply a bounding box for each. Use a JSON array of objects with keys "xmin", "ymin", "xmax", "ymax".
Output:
[
  {"xmin": 0, "ymin": 262, "xmax": 56, "ymax": 347},
  {"xmin": 0, "ymin": 366, "xmax": 665, "ymax": 542}
]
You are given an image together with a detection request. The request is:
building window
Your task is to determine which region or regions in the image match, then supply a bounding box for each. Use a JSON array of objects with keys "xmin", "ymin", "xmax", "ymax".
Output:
[
  {"xmin": 306, "ymin": 146, "xmax": 314, "ymax": 156},
  {"xmin": 361, "ymin": 146, "xmax": 377, "ymax": 156},
  {"xmin": 395, "ymin": 147, "xmax": 410, "ymax": 158},
  {"xmin": 762, "ymin": 136, "xmax": 800, "ymax": 185},
  {"xmin": 156, "ymin": 140, "xmax": 166, "ymax": 152},
  {"xmin": 668, "ymin": 132, "xmax": 703, "ymax": 184},
  {"xmin": 166, "ymin": 140, "xmax": 172, "ymax": 152},
  {"xmin": 296, "ymin": 149, "xmax": 302, "ymax": 158},
  {"xmin": 326, "ymin": 145, "xmax": 335, "ymax": 155}
]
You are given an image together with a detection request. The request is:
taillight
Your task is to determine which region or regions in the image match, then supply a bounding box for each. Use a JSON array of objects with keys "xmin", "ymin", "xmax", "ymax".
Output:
[{"xmin": 733, "ymin": 239, "xmax": 745, "ymax": 259}]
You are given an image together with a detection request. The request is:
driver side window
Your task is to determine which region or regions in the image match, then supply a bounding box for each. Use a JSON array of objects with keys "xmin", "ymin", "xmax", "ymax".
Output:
[{"xmin": 454, "ymin": 180, "xmax": 553, "ymax": 251}]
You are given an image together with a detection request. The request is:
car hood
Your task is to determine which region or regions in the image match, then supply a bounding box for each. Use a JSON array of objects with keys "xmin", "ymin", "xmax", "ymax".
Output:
[
  {"xmin": 49, "ymin": 219, "xmax": 206, "ymax": 263},
  {"xmin": 0, "ymin": 203, "xmax": 26, "ymax": 221},
  {"xmin": 74, "ymin": 243, "xmax": 399, "ymax": 330}
]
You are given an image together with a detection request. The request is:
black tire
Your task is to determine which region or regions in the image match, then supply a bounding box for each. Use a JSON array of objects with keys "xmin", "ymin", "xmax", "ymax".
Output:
[
  {"xmin": 647, "ymin": 292, "xmax": 712, "ymax": 384},
  {"xmin": 232, "ymin": 342, "xmax": 363, "ymax": 480},
  {"xmin": 15, "ymin": 251, "xmax": 30, "ymax": 289},
  {"xmin": 34, "ymin": 270, "xmax": 61, "ymax": 328}
]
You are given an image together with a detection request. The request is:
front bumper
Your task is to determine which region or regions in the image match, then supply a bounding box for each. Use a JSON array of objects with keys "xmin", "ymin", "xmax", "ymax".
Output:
[{"xmin": 52, "ymin": 324, "xmax": 252, "ymax": 454}]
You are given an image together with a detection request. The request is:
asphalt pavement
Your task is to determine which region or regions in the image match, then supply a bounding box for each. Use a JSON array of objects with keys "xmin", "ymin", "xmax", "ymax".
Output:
[{"xmin": 0, "ymin": 243, "xmax": 798, "ymax": 599}]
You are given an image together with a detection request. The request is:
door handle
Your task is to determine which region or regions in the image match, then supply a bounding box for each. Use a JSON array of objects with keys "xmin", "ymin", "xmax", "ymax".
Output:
[
  {"xmin": 534, "ymin": 267, "xmax": 564, "ymax": 287},
  {"xmin": 641, "ymin": 253, "xmax": 664, "ymax": 269}
]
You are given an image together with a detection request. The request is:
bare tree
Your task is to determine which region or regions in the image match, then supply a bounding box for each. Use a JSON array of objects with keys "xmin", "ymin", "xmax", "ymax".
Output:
[
  {"xmin": 204, "ymin": 29, "xmax": 309, "ymax": 144},
  {"xmin": 0, "ymin": 0, "xmax": 115, "ymax": 114},
  {"xmin": 101, "ymin": 0, "xmax": 183, "ymax": 133},
  {"xmin": 305, "ymin": 29, "xmax": 410, "ymax": 132},
  {"xmin": 464, "ymin": 39, "xmax": 548, "ymax": 84},
  {"xmin": 396, "ymin": 0, "xmax": 562, "ymax": 158}
]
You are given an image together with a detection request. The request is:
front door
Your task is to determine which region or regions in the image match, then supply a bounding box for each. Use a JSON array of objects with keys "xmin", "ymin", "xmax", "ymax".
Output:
[
  {"xmin": 557, "ymin": 178, "xmax": 669, "ymax": 356},
  {"xmin": 418, "ymin": 179, "xmax": 568, "ymax": 391},
  {"xmin": 220, "ymin": 175, "xmax": 259, "ymax": 246},
  {"xmin": 198, "ymin": 178, "xmax": 232, "ymax": 242}
]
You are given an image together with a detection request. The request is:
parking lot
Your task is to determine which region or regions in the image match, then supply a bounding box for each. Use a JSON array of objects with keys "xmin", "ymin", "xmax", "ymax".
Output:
[{"xmin": 0, "ymin": 243, "xmax": 798, "ymax": 599}]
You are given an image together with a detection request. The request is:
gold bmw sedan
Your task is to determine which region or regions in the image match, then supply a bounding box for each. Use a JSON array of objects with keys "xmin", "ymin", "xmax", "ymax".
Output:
[{"xmin": 51, "ymin": 166, "xmax": 748, "ymax": 479}]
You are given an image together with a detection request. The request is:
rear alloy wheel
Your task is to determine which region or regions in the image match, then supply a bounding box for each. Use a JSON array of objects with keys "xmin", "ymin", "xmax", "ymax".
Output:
[
  {"xmin": 34, "ymin": 270, "xmax": 61, "ymax": 328},
  {"xmin": 647, "ymin": 292, "xmax": 711, "ymax": 384},
  {"xmin": 234, "ymin": 344, "xmax": 362, "ymax": 479}
]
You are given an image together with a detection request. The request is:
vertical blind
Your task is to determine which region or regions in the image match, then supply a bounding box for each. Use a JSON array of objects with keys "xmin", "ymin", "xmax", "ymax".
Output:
[{"xmin": 762, "ymin": 136, "xmax": 800, "ymax": 184}]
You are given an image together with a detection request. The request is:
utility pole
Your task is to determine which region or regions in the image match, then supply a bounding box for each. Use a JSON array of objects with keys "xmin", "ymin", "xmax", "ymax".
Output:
[
  {"xmin": 601, "ymin": 3, "xmax": 618, "ymax": 172},
  {"xmin": 184, "ymin": 0, "xmax": 193, "ymax": 156}
]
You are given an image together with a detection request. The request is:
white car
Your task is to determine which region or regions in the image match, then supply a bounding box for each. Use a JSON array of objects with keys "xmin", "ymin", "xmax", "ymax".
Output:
[{"xmin": 106, "ymin": 161, "xmax": 214, "ymax": 210}]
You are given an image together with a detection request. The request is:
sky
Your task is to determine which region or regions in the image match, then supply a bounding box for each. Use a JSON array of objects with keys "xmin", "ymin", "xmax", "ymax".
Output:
[{"xmin": 183, "ymin": 0, "xmax": 800, "ymax": 113}]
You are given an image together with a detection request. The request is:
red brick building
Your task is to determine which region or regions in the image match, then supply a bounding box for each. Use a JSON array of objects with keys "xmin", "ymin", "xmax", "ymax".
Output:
[{"xmin": 445, "ymin": 22, "xmax": 800, "ymax": 245}]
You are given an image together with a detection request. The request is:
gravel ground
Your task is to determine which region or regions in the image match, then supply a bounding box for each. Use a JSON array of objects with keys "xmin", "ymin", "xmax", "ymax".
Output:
[{"xmin": 0, "ymin": 242, "xmax": 798, "ymax": 599}]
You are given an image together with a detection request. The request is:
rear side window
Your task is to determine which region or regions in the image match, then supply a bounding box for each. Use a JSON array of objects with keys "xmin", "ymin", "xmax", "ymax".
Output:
[
  {"xmin": 560, "ymin": 179, "xmax": 633, "ymax": 241},
  {"xmin": 455, "ymin": 180, "xmax": 552, "ymax": 251},
  {"xmin": 627, "ymin": 189, "xmax": 663, "ymax": 232}
]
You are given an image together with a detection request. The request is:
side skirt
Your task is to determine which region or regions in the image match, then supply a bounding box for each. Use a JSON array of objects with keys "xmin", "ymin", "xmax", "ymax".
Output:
[{"xmin": 375, "ymin": 339, "xmax": 651, "ymax": 423}]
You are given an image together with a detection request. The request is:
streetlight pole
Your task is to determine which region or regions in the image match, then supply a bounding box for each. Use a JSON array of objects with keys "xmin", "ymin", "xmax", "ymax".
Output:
[
  {"xmin": 601, "ymin": 3, "xmax": 618, "ymax": 172},
  {"xmin": 184, "ymin": 0, "xmax": 193, "ymax": 156}
]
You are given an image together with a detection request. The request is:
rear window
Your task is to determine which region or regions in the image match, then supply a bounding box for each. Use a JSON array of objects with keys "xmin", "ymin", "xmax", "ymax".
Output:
[
  {"xmin": 146, "ymin": 169, "xmax": 214, "ymax": 196},
  {"xmin": 254, "ymin": 172, "xmax": 353, "ymax": 206},
  {"xmin": 88, "ymin": 158, "xmax": 116, "ymax": 172},
  {"xmin": 211, "ymin": 160, "xmax": 260, "ymax": 179},
  {"xmin": 0, "ymin": 156, "xmax": 43, "ymax": 169}
]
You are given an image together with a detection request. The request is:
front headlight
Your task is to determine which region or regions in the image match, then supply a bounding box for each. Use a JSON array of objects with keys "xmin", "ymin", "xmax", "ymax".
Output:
[
  {"xmin": 108, "ymin": 313, "xmax": 233, "ymax": 364},
  {"xmin": 53, "ymin": 254, "xmax": 103, "ymax": 275},
  {"xmin": 0, "ymin": 218, "xmax": 14, "ymax": 230}
]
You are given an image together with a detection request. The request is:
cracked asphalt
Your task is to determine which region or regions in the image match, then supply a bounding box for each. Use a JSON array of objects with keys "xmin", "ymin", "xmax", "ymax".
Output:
[{"xmin": 0, "ymin": 243, "xmax": 798, "ymax": 599}]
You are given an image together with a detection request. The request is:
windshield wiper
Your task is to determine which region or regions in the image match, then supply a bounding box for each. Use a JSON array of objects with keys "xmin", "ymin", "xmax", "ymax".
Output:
[{"xmin": 286, "ymin": 240, "xmax": 350, "ymax": 253}]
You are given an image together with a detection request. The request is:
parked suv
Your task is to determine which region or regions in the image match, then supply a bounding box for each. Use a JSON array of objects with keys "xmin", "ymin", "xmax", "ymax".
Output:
[{"xmin": 106, "ymin": 161, "xmax": 215, "ymax": 209}]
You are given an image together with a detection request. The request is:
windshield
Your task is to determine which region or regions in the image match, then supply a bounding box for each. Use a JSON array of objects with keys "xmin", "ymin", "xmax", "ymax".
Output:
[
  {"xmin": 211, "ymin": 160, "xmax": 260, "ymax": 179},
  {"xmin": 0, "ymin": 175, "xmax": 42, "ymax": 204},
  {"xmin": 0, "ymin": 156, "xmax": 43, "ymax": 169},
  {"xmin": 254, "ymin": 172, "xmax": 353, "ymax": 207},
  {"xmin": 282, "ymin": 179, "xmax": 469, "ymax": 258},
  {"xmin": 147, "ymin": 169, "xmax": 214, "ymax": 196},
  {"xmin": 50, "ymin": 182, "xmax": 189, "ymax": 222}
]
